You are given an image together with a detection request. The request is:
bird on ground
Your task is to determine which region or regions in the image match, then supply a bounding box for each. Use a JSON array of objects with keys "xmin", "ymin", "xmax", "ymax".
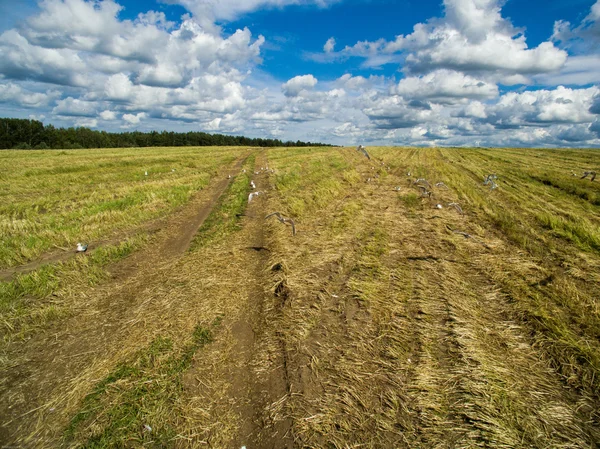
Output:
[
  {"xmin": 266, "ymin": 212, "xmax": 296, "ymax": 236},
  {"xmin": 145, "ymin": 171, "xmax": 148, "ymax": 176},
  {"xmin": 250, "ymin": 180, "xmax": 256, "ymax": 189},
  {"xmin": 248, "ymin": 191, "xmax": 262, "ymax": 202},
  {"xmin": 435, "ymin": 204, "xmax": 443, "ymax": 209},
  {"xmin": 76, "ymin": 243, "xmax": 88, "ymax": 252}
]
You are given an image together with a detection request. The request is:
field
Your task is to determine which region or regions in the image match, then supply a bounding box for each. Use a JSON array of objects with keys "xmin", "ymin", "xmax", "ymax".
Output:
[{"xmin": 0, "ymin": 145, "xmax": 599, "ymax": 448}]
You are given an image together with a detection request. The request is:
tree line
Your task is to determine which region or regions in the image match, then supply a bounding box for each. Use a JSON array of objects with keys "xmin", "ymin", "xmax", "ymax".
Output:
[{"xmin": 0, "ymin": 118, "xmax": 332, "ymax": 150}]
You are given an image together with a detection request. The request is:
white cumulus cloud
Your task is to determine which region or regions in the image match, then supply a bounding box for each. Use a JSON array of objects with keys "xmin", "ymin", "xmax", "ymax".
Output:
[{"xmin": 282, "ymin": 74, "xmax": 318, "ymax": 97}]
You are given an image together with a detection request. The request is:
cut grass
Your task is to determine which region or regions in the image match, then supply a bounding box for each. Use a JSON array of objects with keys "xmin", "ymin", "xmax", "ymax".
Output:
[
  {"xmin": 2, "ymin": 145, "xmax": 599, "ymax": 448},
  {"xmin": 64, "ymin": 319, "xmax": 219, "ymax": 447}
]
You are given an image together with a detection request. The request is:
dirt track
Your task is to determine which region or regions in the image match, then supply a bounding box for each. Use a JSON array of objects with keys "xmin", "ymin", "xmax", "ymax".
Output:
[{"xmin": 0, "ymin": 154, "xmax": 248, "ymax": 444}]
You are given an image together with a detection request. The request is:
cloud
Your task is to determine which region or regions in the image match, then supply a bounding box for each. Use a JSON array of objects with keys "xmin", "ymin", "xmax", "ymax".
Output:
[
  {"xmin": 324, "ymin": 37, "xmax": 335, "ymax": 53},
  {"xmin": 552, "ymin": 0, "xmax": 600, "ymax": 53},
  {"xmin": 483, "ymin": 86, "xmax": 599, "ymax": 128},
  {"xmin": 282, "ymin": 74, "xmax": 318, "ymax": 97},
  {"xmin": 100, "ymin": 110, "xmax": 117, "ymax": 120},
  {"xmin": 315, "ymin": 0, "xmax": 567, "ymax": 80},
  {"xmin": 75, "ymin": 117, "xmax": 98, "ymax": 128},
  {"xmin": 534, "ymin": 55, "xmax": 600, "ymax": 86},
  {"xmin": 393, "ymin": 70, "xmax": 498, "ymax": 103},
  {"xmin": 53, "ymin": 97, "xmax": 97, "ymax": 117},
  {"xmin": 0, "ymin": 83, "xmax": 59, "ymax": 107},
  {"xmin": 0, "ymin": 0, "xmax": 598, "ymax": 148},
  {"xmin": 168, "ymin": 0, "xmax": 341, "ymax": 30},
  {"xmin": 122, "ymin": 112, "xmax": 147, "ymax": 125}
]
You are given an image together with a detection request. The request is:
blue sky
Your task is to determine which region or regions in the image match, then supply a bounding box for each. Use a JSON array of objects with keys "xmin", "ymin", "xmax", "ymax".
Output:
[{"xmin": 1, "ymin": 0, "xmax": 599, "ymax": 147}]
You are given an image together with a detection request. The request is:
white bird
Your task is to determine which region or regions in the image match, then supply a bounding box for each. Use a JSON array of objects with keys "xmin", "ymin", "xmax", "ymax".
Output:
[
  {"xmin": 144, "ymin": 425, "xmax": 152, "ymax": 432},
  {"xmin": 171, "ymin": 169, "xmax": 176, "ymax": 172},
  {"xmin": 145, "ymin": 171, "xmax": 148, "ymax": 176},
  {"xmin": 266, "ymin": 212, "xmax": 296, "ymax": 236},
  {"xmin": 242, "ymin": 169, "xmax": 246, "ymax": 173},
  {"xmin": 418, "ymin": 185, "xmax": 432, "ymax": 198},
  {"xmin": 414, "ymin": 178, "xmax": 432, "ymax": 188},
  {"xmin": 76, "ymin": 243, "xmax": 88, "ymax": 252},
  {"xmin": 228, "ymin": 175, "xmax": 231, "ymax": 179},
  {"xmin": 394, "ymin": 186, "xmax": 401, "ymax": 191},
  {"xmin": 448, "ymin": 202, "xmax": 464, "ymax": 214},
  {"xmin": 436, "ymin": 204, "xmax": 443, "ymax": 209},
  {"xmin": 407, "ymin": 171, "xmax": 412, "ymax": 177},
  {"xmin": 248, "ymin": 191, "xmax": 262, "ymax": 202},
  {"xmin": 250, "ymin": 180, "xmax": 256, "ymax": 189}
]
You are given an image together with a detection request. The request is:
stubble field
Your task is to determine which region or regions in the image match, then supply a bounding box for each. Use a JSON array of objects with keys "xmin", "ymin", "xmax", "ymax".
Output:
[{"xmin": 0, "ymin": 145, "xmax": 599, "ymax": 448}]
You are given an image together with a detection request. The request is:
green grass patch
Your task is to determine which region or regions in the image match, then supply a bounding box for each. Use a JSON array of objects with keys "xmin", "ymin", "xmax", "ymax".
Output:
[
  {"xmin": 0, "ymin": 236, "xmax": 147, "ymax": 341},
  {"xmin": 0, "ymin": 147, "xmax": 240, "ymax": 268},
  {"xmin": 190, "ymin": 155, "xmax": 255, "ymax": 250},
  {"xmin": 536, "ymin": 212, "xmax": 600, "ymax": 252},
  {"xmin": 400, "ymin": 192, "xmax": 421, "ymax": 210},
  {"xmin": 64, "ymin": 319, "xmax": 220, "ymax": 447}
]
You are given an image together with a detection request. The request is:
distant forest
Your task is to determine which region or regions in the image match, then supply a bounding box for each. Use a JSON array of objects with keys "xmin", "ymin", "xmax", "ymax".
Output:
[{"xmin": 0, "ymin": 118, "xmax": 331, "ymax": 150}]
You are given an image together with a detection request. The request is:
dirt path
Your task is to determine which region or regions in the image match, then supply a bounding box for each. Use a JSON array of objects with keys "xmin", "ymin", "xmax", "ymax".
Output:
[
  {"xmin": 0, "ymin": 154, "xmax": 249, "ymax": 445},
  {"xmin": 179, "ymin": 151, "xmax": 294, "ymax": 448}
]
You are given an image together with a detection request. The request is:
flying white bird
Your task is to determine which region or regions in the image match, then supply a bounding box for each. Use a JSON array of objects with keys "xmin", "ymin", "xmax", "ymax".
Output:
[
  {"xmin": 266, "ymin": 212, "xmax": 296, "ymax": 236},
  {"xmin": 581, "ymin": 171, "xmax": 597, "ymax": 181},
  {"xmin": 414, "ymin": 178, "xmax": 432, "ymax": 188},
  {"xmin": 356, "ymin": 145, "xmax": 371, "ymax": 160},
  {"xmin": 418, "ymin": 185, "xmax": 432, "ymax": 197},
  {"xmin": 76, "ymin": 243, "xmax": 88, "ymax": 252},
  {"xmin": 447, "ymin": 202, "xmax": 464, "ymax": 214}
]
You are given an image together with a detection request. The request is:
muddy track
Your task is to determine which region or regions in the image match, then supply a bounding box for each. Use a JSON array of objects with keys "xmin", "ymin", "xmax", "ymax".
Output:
[
  {"xmin": 0, "ymin": 154, "xmax": 249, "ymax": 445},
  {"xmin": 228, "ymin": 152, "xmax": 294, "ymax": 449}
]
